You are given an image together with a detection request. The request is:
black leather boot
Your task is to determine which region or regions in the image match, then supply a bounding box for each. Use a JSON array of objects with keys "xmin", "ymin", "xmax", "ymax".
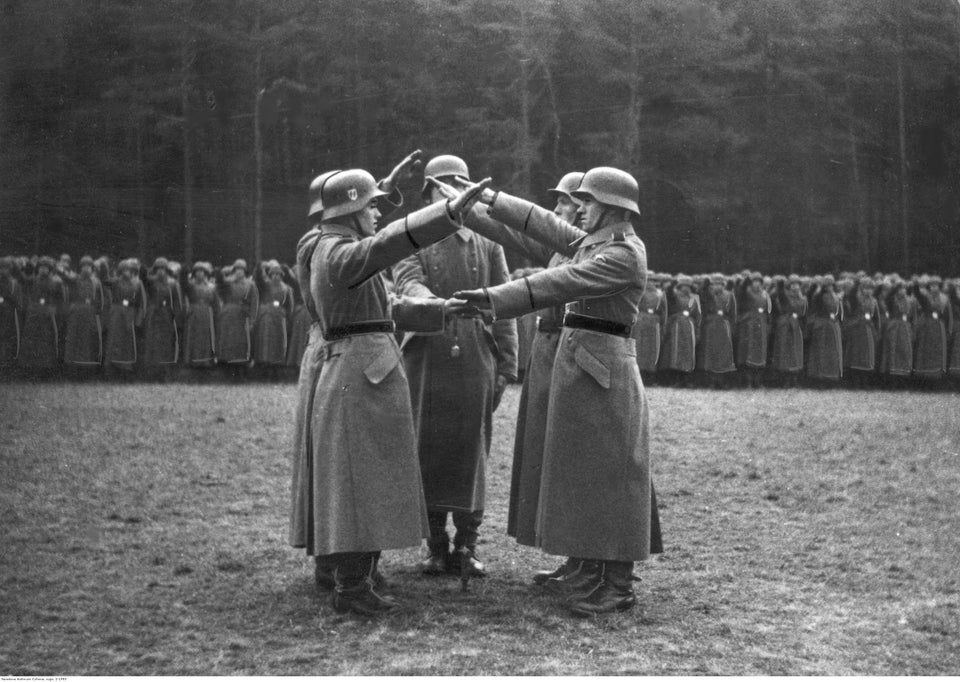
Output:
[
  {"xmin": 419, "ymin": 537, "xmax": 450, "ymax": 575},
  {"xmin": 331, "ymin": 553, "xmax": 399, "ymax": 616},
  {"xmin": 567, "ymin": 561, "xmax": 636, "ymax": 617},
  {"xmin": 447, "ymin": 544, "xmax": 486, "ymax": 578},
  {"xmin": 533, "ymin": 557, "xmax": 579, "ymax": 586},
  {"xmin": 317, "ymin": 554, "xmax": 384, "ymax": 590},
  {"xmin": 543, "ymin": 559, "xmax": 602, "ymax": 595},
  {"xmin": 314, "ymin": 555, "xmax": 336, "ymax": 590}
]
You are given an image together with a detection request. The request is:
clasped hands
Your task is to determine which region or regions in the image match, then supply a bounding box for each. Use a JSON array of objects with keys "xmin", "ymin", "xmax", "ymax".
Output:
[{"xmin": 442, "ymin": 288, "xmax": 493, "ymax": 320}]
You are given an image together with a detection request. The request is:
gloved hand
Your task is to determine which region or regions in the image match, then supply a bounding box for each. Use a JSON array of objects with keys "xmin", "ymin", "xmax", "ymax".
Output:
[{"xmin": 380, "ymin": 149, "xmax": 422, "ymax": 195}]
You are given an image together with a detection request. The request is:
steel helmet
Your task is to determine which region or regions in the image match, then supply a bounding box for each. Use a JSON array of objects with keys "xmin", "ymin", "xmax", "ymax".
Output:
[
  {"xmin": 546, "ymin": 172, "xmax": 585, "ymax": 201},
  {"xmin": 571, "ymin": 167, "xmax": 640, "ymax": 217},
  {"xmin": 307, "ymin": 169, "xmax": 344, "ymax": 218},
  {"xmin": 421, "ymin": 154, "xmax": 470, "ymax": 196},
  {"xmin": 320, "ymin": 169, "xmax": 388, "ymax": 221}
]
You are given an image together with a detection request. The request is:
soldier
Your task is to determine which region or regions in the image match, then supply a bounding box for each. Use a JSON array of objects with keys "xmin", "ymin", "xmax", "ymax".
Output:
[
  {"xmin": 806, "ymin": 275, "xmax": 843, "ymax": 384},
  {"xmin": 102, "ymin": 258, "xmax": 146, "ymax": 377},
  {"xmin": 435, "ymin": 170, "xmax": 664, "ymax": 586},
  {"xmin": 633, "ymin": 271, "xmax": 667, "ymax": 385},
  {"xmin": 215, "ymin": 258, "xmax": 259, "ymax": 377},
  {"xmin": 19, "ymin": 256, "xmax": 66, "ymax": 375},
  {"xmin": 393, "ymin": 154, "xmax": 518, "ymax": 579},
  {"xmin": 290, "ymin": 153, "xmax": 423, "ymax": 592},
  {"xmin": 657, "ymin": 274, "xmax": 700, "ymax": 385},
  {"xmin": 253, "ymin": 259, "xmax": 294, "ymax": 377},
  {"xmin": 912, "ymin": 275, "xmax": 951, "ymax": 383},
  {"xmin": 451, "ymin": 167, "xmax": 652, "ymax": 616},
  {"xmin": 0, "ymin": 256, "xmax": 24, "ymax": 368},
  {"xmin": 697, "ymin": 273, "xmax": 736, "ymax": 388},
  {"xmin": 878, "ymin": 275, "xmax": 915, "ymax": 388},
  {"xmin": 142, "ymin": 257, "xmax": 183, "ymax": 378},
  {"xmin": 734, "ymin": 271, "xmax": 770, "ymax": 387},
  {"xmin": 770, "ymin": 274, "xmax": 807, "ymax": 387},
  {"xmin": 303, "ymin": 167, "xmax": 489, "ymax": 616},
  {"xmin": 62, "ymin": 255, "xmax": 106, "ymax": 372},
  {"xmin": 842, "ymin": 276, "xmax": 881, "ymax": 388},
  {"xmin": 947, "ymin": 279, "xmax": 960, "ymax": 385},
  {"xmin": 181, "ymin": 261, "xmax": 219, "ymax": 371}
]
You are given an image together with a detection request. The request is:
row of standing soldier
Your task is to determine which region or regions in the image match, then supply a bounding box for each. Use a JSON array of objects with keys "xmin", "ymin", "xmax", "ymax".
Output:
[
  {"xmin": 0, "ymin": 254, "xmax": 318, "ymax": 378},
  {"xmin": 510, "ymin": 268, "xmax": 960, "ymax": 390}
]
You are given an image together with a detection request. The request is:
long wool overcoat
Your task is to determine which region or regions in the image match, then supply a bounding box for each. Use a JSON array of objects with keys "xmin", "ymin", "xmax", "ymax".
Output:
[
  {"xmin": 461, "ymin": 207, "xmax": 564, "ymax": 546},
  {"xmin": 735, "ymin": 285, "xmax": 770, "ymax": 369},
  {"xmin": 182, "ymin": 279, "xmax": 218, "ymax": 366},
  {"xmin": 63, "ymin": 275, "xmax": 105, "ymax": 366},
  {"xmin": 483, "ymin": 194, "xmax": 651, "ymax": 562},
  {"xmin": 216, "ymin": 276, "xmax": 258, "ymax": 364},
  {"xmin": 0, "ymin": 276, "xmax": 22, "ymax": 364},
  {"xmin": 104, "ymin": 276, "xmax": 146, "ymax": 368},
  {"xmin": 771, "ymin": 287, "xmax": 806, "ymax": 373},
  {"xmin": 913, "ymin": 289, "xmax": 951, "ymax": 379},
  {"xmin": 806, "ymin": 287, "xmax": 843, "ymax": 380},
  {"xmin": 393, "ymin": 228, "xmax": 518, "ymax": 514},
  {"xmin": 698, "ymin": 287, "xmax": 737, "ymax": 374},
  {"xmin": 304, "ymin": 201, "xmax": 461, "ymax": 555},
  {"xmin": 634, "ymin": 284, "xmax": 666, "ymax": 372},
  {"xmin": 658, "ymin": 286, "xmax": 699, "ymax": 373},
  {"xmin": 254, "ymin": 279, "xmax": 293, "ymax": 366},
  {"xmin": 143, "ymin": 275, "xmax": 182, "ymax": 366},
  {"xmin": 879, "ymin": 290, "xmax": 916, "ymax": 377},
  {"xmin": 21, "ymin": 274, "xmax": 65, "ymax": 368},
  {"xmin": 842, "ymin": 294, "xmax": 880, "ymax": 372}
]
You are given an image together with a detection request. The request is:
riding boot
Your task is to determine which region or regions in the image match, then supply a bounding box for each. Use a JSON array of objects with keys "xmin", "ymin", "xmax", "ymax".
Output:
[
  {"xmin": 450, "ymin": 510, "xmax": 486, "ymax": 577},
  {"xmin": 533, "ymin": 556, "xmax": 579, "ymax": 585},
  {"xmin": 314, "ymin": 554, "xmax": 336, "ymax": 590},
  {"xmin": 331, "ymin": 552, "xmax": 398, "ymax": 616},
  {"xmin": 543, "ymin": 559, "xmax": 603, "ymax": 595},
  {"xmin": 419, "ymin": 511, "xmax": 450, "ymax": 575},
  {"xmin": 567, "ymin": 561, "xmax": 637, "ymax": 617}
]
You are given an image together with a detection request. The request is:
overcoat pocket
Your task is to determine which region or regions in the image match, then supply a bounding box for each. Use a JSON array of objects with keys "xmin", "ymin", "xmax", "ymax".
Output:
[
  {"xmin": 363, "ymin": 349, "xmax": 400, "ymax": 385},
  {"xmin": 574, "ymin": 344, "xmax": 611, "ymax": 388}
]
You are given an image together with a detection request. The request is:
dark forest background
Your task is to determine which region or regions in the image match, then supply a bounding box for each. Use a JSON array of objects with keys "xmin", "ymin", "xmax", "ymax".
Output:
[{"xmin": 2, "ymin": 0, "xmax": 959, "ymax": 275}]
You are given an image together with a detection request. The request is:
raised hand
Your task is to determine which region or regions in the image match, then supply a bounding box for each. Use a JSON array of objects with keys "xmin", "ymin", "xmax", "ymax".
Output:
[
  {"xmin": 447, "ymin": 178, "xmax": 493, "ymax": 218},
  {"xmin": 380, "ymin": 149, "xmax": 423, "ymax": 195}
]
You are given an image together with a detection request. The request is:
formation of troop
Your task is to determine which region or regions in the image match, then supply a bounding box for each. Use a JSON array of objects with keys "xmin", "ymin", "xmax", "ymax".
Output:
[
  {"xmin": 289, "ymin": 151, "xmax": 660, "ymax": 619},
  {"xmin": 510, "ymin": 267, "xmax": 960, "ymax": 391},
  {"xmin": 0, "ymin": 253, "xmax": 314, "ymax": 380}
]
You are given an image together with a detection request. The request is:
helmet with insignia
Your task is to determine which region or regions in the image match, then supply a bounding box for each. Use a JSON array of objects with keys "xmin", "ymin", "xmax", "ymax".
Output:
[
  {"xmin": 571, "ymin": 167, "xmax": 640, "ymax": 217},
  {"xmin": 321, "ymin": 169, "xmax": 388, "ymax": 221},
  {"xmin": 307, "ymin": 169, "xmax": 343, "ymax": 219},
  {"xmin": 421, "ymin": 154, "xmax": 470, "ymax": 197}
]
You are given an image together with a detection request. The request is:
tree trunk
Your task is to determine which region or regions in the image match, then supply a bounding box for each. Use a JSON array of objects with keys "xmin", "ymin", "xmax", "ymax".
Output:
[
  {"xmin": 181, "ymin": 40, "xmax": 195, "ymax": 266},
  {"xmin": 895, "ymin": 3, "xmax": 909, "ymax": 273}
]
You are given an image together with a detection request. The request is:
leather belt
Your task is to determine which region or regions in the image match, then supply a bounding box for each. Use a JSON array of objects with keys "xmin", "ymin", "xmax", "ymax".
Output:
[
  {"xmin": 536, "ymin": 317, "xmax": 563, "ymax": 334},
  {"xmin": 324, "ymin": 319, "xmax": 395, "ymax": 341},
  {"xmin": 563, "ymin": 312, "xmax": 631, "ymax": 338}
]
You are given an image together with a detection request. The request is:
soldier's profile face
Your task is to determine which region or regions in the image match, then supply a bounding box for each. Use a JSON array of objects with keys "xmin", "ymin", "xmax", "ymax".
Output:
[
  {"xmin": 578, "ymin": 196, "xmax": 604, "ymax": 233},
  {"xmin": 554, "ymin": 195, "xmax": 579, "ymax": 225},
  {"xmin": 356, "ymin": 199, "xmax": 380, "ymax": 237}
]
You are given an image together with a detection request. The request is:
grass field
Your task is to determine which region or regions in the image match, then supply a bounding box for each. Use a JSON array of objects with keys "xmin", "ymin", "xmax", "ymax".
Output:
[{"xmin": 1, "ymin": 380, "xmax": 959, "ymax": 675}]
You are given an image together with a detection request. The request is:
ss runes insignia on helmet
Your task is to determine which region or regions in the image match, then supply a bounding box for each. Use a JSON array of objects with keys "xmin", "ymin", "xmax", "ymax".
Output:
[{"xmin": 347, "ymin": 188, "xmax": 358, "ymax": 200}]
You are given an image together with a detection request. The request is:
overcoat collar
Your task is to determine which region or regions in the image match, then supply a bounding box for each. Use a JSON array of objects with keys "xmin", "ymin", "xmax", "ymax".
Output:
[
  {"xmin": 319, "ymin": 222, "xmax": 361, "ymax": 240},
  {"xmin": 570, "ymin": 221, "xmax": 636, "ymax": 250}
]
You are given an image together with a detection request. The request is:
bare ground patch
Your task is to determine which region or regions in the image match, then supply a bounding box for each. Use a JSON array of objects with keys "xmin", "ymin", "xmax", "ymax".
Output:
[{"xmin": 1, "ymin": 382, "xmax": 958, "ymax": 674}]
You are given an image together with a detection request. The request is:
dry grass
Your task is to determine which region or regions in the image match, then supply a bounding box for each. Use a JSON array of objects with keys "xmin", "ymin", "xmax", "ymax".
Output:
[{"xmin": 1, "ymin": 380, "xmax": 959, "ymax": 675}]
